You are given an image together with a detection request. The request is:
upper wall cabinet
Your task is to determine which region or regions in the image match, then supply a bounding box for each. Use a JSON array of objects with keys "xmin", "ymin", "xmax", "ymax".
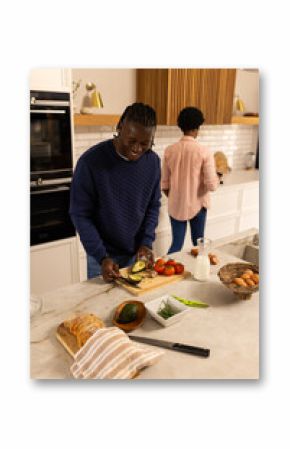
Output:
[
  {"xmin": 29, "ymin": 69, "xmax": 72, "ymax": 92},
  {"xmin": 136, "ymin": 69, "xmax": 236, "ymax": 125}
]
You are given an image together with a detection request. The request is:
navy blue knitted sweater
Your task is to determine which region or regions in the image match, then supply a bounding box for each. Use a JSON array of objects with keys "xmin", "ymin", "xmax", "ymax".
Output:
[{"xmin": 70, "ymin": 139, "xmax": 161, "ymax": 263}]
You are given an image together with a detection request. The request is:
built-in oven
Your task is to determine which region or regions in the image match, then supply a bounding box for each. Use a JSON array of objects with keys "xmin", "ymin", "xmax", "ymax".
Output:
[
  {"xmin": 30, "ymin": 90, "xmax": 73, "ymax": 181},
  {"xmin": 30, "ymin": 90, "xmax": 75, "ymax": 246},
  {"xmin": 30, "ymin": 179, "xmax": 75, "ymax": 246}
]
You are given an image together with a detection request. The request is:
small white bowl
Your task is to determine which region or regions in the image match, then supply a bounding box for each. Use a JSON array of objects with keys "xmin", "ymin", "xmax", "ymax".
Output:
[{"xmin": 145, "ymin": 295, "xmax": 190, "ymax": 327}]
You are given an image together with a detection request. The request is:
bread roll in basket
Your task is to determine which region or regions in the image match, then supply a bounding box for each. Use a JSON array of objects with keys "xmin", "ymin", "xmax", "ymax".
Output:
[{"xmin": 218, "ymin": 263, "xmax": 259, "ymax": 300}]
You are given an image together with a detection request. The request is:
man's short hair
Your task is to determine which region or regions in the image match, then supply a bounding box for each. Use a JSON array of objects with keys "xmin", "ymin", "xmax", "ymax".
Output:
[{"xmin": 117, "ymin": 102, "xmax": 157, "ymax": 129}]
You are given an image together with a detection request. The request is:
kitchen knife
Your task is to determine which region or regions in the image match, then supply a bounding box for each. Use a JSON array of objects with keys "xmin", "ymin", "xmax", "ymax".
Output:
[{"xmin": 129, "ymin": 335, "xmax": 210, "ymax": 358}]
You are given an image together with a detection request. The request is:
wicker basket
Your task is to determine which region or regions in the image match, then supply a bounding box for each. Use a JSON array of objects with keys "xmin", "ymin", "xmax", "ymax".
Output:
[{"xmin": 217, "ymin": 262, "xmax": 259, "ymax": 300}]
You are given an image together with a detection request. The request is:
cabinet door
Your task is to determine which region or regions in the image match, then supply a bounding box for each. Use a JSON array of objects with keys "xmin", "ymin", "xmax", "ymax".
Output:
[
  {"xmin": 30, "ymin": 237, "xmax": 79, "ymax": 295},
  {"xmin": 137, "ymin": 69, "xmax": 169, "ymax": 123},
  {"xmin": 29, "ymin": 68, "xmax": 71, "ymax": 91},
  {"xmin": 168, "ymin": 69, "xmax": 236, "ymax": 125},
  {"xmin": 136, "ymin": 68, "xmax": 236, "ymax": 125}
]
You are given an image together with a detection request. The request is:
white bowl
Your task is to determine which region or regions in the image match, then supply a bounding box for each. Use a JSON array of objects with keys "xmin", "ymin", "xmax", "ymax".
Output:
[{"xmin": 145, "ymin": 295, "xmax": 190, "ymax": 327}]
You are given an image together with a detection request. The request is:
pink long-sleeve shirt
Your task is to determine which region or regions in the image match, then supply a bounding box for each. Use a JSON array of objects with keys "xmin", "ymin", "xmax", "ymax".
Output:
[{"xmin": 161, "ymin": 135, "xmax": 219, "ymax": 221}]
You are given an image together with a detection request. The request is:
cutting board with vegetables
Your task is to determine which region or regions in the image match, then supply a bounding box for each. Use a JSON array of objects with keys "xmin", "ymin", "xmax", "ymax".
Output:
[{"xmin": 116, "ymin": 267, "xmax": 191, "ymax": 296}]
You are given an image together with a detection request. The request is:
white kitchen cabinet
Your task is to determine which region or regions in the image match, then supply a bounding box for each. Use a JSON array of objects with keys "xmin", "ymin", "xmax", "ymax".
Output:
[
  {"xmin": 30, "ymin": 237, "xmax": 80, "ymax": 295},
  {"xmin": 205, "ymin": 215, "xmax": 239, "ymax": 242},
  {"xmin": 29, "ymin": 68, "xmax": 71, "ymax": 92},
  {"xmin": 239, "ymin": 210, "xmax": 259, "ymax": 231},
  {"xmin": 208, "ymin": 189, "xmax": 240, "ymax": 218},
  {"xmin": 205, "ymin": 182, "xmax": 258, "ymax": 244},
  {"xmin": 76, "ymin": 235, "xmax": 88, "ymax": 282}
]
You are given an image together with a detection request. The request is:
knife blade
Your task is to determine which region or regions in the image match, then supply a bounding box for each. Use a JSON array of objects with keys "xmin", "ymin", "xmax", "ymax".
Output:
[{"xmin": 129, "ymin": 335, "xmax": 210, "ymax": 358}]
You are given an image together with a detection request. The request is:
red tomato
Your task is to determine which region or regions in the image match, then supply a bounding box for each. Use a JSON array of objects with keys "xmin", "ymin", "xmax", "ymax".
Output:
[
  {"xmin": 154, "ymin": 262, "xmax": 165, "ymax": 274},
  {"xmin": 165, "ymin": 259, "xmax": 177, "ymax": 267},
  {"xmin": 174, "ymin": 263, "xmax": 184, "ymax": 274},
  {"xmin": 163, "ymin": 265, "xmax": 175, "ymax": 276},
  {"xmin": 155, "ymin": 258, "xmax": 166, "ymax": 266}
]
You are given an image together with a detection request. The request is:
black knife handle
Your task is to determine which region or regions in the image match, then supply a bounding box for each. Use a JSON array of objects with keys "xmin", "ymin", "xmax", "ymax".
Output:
[{"xmin": 172, "ymin": 343, "xmax": 210, "ymax": 358}]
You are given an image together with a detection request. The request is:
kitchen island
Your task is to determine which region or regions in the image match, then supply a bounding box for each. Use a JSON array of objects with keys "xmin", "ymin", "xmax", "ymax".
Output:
[{"xmin": 30, "ymin": 249, "xmax": 259, "ymax": 380}]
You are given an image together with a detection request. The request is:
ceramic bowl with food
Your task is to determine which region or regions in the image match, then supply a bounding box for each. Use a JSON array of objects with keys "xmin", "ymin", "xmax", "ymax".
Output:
[
  {"xmin": 145, "ymin": 295, "xmax": 190, "ymax": 327},
  {"xmin": 112, "ymin": 300, "xmax": 146, "ymax": 332}
]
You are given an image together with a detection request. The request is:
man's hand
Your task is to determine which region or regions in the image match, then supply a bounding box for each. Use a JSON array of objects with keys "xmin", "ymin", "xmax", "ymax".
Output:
[
  {"xmin": 136, "ymin": 246, "xmax": 154, "ymax": 268},
  {"xmin": 101, "ymin": 257, "xmax": 120, "ymax": 283}
]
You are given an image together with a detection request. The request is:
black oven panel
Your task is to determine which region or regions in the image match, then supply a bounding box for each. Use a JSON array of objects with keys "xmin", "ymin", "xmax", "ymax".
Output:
[
  {"xmin": 30, "ymin": 91, "xmax": 72, "ymax": 180},
  {"xmin": 30, "ymin": 182, "xmax": 75, "ymax": 246}
]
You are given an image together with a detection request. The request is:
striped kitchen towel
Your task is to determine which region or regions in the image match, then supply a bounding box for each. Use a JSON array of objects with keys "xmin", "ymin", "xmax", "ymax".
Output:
[{"xmin": 71, "ymin": 327, "xmax": 163, "ymax": 379}]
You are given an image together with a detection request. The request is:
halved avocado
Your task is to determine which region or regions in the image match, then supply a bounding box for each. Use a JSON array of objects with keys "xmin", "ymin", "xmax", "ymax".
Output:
[
  {"xmin": 131, "ymin": 260, "xmax": 146, "ymax": 273},
  {"xmin": 128, "ymin": 274, "xmax": 142, "ymax": 284},
  {"xmin": 117, "ymin": 303, "xmax": 138, "ymax": 323}
]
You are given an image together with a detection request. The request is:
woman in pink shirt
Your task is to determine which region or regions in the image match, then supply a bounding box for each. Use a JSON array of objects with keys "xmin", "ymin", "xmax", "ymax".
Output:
[{"xmin": 161, "ymin": 107, "xmax": 219, "ymax": 254}]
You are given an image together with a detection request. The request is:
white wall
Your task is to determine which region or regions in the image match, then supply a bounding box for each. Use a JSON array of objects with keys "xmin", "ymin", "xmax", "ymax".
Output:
[
  {"xmin": 72, "ymin": 68, "xmax": 136, "ymax": 114},
  {"xmin": 234, "ymin": 69, "xmax": 259, "ymax": 114}
]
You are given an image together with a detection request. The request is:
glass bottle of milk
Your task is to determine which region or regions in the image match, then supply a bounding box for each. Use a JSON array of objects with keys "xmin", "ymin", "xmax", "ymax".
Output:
[{"xmin": 194, "ymin": 238, "xmax": 211, "ymax": 281}]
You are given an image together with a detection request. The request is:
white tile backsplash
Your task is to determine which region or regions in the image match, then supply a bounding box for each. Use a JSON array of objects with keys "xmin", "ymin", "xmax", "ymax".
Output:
[{"xmin": 73, "ymin": 124, "xmax": 258, "ymax": 171}]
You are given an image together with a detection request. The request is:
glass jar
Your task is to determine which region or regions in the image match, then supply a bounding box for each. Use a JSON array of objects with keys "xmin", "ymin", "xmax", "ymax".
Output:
[
  {"xmin": 245, "ymin": 152, "xmax": 256, "ymax": 170},
  {"xmin": 194, "ymin": 237, "xmax": 211, "ymax": 281}
]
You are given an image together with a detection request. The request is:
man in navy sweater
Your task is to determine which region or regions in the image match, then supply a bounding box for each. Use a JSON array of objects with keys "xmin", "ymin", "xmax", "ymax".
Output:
[{"xmin": 70, "ymin": 103, "xmax": 161, "ymax": 282}]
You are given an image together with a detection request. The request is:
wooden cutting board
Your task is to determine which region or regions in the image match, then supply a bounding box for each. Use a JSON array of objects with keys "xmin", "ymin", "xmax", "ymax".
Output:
[
  {"xmin": 116, "ymin": 267, "xmax": 191, "ymax": 296},
  {"xmin": 56, "ymin": 323, "xmax": 78, "ymax": 358}
]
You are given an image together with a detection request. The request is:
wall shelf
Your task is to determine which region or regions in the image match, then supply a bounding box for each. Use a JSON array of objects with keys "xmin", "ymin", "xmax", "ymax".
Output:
[
  {"xmin": 74, "ymin": 114, "xmax": 120, "ymax": 126},
  {"xmin": 231, "ymin": 116, "xmax": 259, "ymax": 125}
]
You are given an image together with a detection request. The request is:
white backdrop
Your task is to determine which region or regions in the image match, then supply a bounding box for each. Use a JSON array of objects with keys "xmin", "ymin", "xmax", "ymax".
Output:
[{"xmin": 1, "ymin": 1, "xmax": 288, "ymax": 448}]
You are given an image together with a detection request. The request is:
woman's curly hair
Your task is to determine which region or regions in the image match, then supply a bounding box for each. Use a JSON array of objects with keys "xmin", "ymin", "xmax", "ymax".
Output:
[{"xmin": 177, "ymin": 107, "xmax": 204, "ymax": 132}]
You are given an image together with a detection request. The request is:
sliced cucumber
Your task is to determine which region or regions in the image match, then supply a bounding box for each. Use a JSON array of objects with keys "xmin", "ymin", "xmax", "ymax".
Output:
[{"xmin": 172, "ymin": 295, "xmax": 209, "ymax": 308}]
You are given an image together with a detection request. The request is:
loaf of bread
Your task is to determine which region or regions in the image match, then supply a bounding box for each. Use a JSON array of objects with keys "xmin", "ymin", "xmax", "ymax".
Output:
[{"xmin": 64, "ymin": 314, "xmax": 105, "ymax": 348}]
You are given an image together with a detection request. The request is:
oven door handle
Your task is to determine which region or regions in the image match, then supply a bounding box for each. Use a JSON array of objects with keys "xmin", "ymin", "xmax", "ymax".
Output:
[
  {"xmin": 30, "ymin": 109, "xmax": 66, "ymax": 114},
  {"xmin": 31, "ymin": 186, "xmax": 70, "ymax": 195}
]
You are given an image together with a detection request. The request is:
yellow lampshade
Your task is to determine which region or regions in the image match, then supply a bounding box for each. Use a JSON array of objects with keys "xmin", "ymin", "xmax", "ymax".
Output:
[
  {"xmin": 91, "ymin": 90, "xmax": 103, "ymax": 108},
  {"xmin": 235, "ymin": 96, "xmax": 245, "ymax": 113}
]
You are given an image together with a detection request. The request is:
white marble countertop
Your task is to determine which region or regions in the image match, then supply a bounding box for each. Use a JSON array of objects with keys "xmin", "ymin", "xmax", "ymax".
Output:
[
  {"xmin": 30, "ymin": 249, "xmax": 259, "ymax": 380},
  {"xmin": 217, "ymin": 169, "xmax": 259, "ymax": 189}
]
